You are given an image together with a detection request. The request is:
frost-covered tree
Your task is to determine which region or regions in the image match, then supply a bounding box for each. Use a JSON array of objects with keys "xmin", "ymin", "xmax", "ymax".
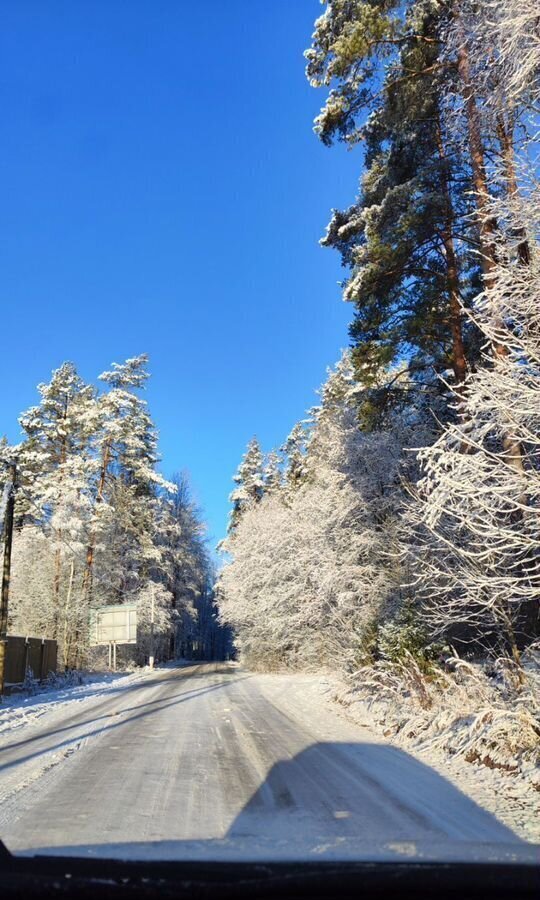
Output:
[
  {"xmin": 158, "ymin": 472, "xmax": 228, "ymax": 660},
  {"xmin": 5, "ymin": 355, "xmax": 218, "ymax": 670},
  {"xmin": 305, "ymin": 0, "xmax": 540, "ymax": 422},
  {"xmin": 263, "ymin": 450, "xmax": 283, "ymax": 495},
  {"xmin": 406, "ymin": 176, "xmax": 540, "ymax": 666},
  {"xmin": 397, "ymin": 0, "xmax": 540, "ymax": 668},
  {"xmin": 11, "ymin": 364, "xmax": 96, "ymax": 662},
  {"xmin": 228, "ymin": 437, "xmax": 264, "ymax": 531},
  {"xmin": 135, "ymin": 581, "xmax": 176, "ymax": 664},
  {"xmin": 218, "ymin": 354, "xmax": 410, "ymax": 670},
  {"xmin": 281, "ymin": 422, "xmax": 310, "ymax": 498},
  {"xmin": 82, "ymin": 354, "xmax": 174, "ymax": 603},
  {"xmin": 9, "ymin": 526, "xmax": 56, "ymax": 638},
  {"xmin": 305, "ymin": 0, "xmax": 483, "ymax": 407}
]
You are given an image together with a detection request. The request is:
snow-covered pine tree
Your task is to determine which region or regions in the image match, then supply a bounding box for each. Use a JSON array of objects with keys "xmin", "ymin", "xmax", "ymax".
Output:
[
  {"xmin": 399, "ymin": 0, "xmax": 540, "ymax": 670},
  {"xmin": 82, "ymin": 355, "xmax": 175, "ymax": 605},
  {"xmin": 263, "ymin": 450, "xmax": 284, "ymax": 495},
  {"xmin": 281, "ymin": 423, "xmax": 310, "ymax": 499},
  {"xmin": 11, "ymin": 363, "xmax": 96, "ymax": 664},
  {"xmin": 151, "ymin": 471, "xmax": 229, "ymax": 661},
  {"xmin": 228, "ymin": 437, "xmax": 264, "ymax": 531},
  {"xmin": 305, "ymin": 0, "xmax": 481, "ymax": 412}
]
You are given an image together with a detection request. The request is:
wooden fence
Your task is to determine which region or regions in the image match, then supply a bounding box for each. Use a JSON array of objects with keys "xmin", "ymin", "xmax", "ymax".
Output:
[{"xmin": 3, "ymin": 636, "xmax": 58, "ymax": 688}]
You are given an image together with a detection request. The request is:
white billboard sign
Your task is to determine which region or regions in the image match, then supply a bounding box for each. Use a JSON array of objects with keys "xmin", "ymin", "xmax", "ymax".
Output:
[{"xmin": 89, "ymin": 604, "xmax": 137, "ymax": 646}]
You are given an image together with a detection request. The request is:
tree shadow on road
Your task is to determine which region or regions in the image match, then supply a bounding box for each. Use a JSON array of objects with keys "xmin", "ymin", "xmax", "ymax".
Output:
[{"xmin": 0, "ymin": 672, "xmax": 252, "ymax": 774}]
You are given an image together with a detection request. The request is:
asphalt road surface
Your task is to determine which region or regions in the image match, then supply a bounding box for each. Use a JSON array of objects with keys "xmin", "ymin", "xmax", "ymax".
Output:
[{"xmin": 0, "ymin": 663, "xmax": 530, "ymax": 861}]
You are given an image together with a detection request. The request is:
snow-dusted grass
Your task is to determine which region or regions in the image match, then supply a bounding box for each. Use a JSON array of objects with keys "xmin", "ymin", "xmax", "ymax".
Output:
[{"xmin": 327, "ymin": 651, "xmax": 540, "ymax": 842}]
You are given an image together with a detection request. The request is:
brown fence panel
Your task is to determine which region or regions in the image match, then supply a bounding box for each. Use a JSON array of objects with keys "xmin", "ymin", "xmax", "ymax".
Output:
[
  {"xmin": 42, "ymin": 639, "xmax": 57, "ymax": 679},
  {"xmin": 26, "ymin": 638, "xmax": 42, "ymax": 679},
  {"xmin": 4, "ymin": 636, "xmax": 27, "ymax": 685},
  {"xmin": 4, "ymin": 636, "xmax": 58, "ymax": 687}
]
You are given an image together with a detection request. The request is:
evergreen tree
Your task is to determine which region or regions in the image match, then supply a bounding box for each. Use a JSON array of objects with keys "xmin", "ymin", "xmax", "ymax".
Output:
[
  {"xmin": 81, "ymin": 354, "xmax": 174, "ymax": 606},
  {"xmin": 306, "ymin": 1, "xmax": 480, "ymax": 409},
  {"xmin": 15, "ymin": 363, "xmax": 96, "ymax": 657},
  {"xmin": 281, "ymin": 423, "xmax": 309, "ymax": 497},
  {"xmin": 228, "ymin": 437, "xmax": 264, "ymax": 531},
  {"xmin": 4, "ymin": 355, "xmax": 222, "ymax": 669},
  {"xmin": 406, "ymin": 70, "xmax": 540, "ymax": 664},
  {"xmin": 263, "ymin": 450, "xmax": 284, "ymax": 495}
]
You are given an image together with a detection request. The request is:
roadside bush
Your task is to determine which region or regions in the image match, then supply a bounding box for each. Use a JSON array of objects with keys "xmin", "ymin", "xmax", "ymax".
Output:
[{"xmin": 378, "ymin": 608, "xmax": 446, "ymax": 673}]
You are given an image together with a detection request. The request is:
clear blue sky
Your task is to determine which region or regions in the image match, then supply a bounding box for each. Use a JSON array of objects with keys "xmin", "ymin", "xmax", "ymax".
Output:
[{"xmin": 0, "ymin": 0, "xmax": 361, "ymax": 544}]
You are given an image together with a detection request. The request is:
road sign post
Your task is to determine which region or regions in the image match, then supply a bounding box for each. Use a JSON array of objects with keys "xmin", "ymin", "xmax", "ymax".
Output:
[{"xmin": 89, "ymin": 604, "xmax": 137, "ymax": 671}]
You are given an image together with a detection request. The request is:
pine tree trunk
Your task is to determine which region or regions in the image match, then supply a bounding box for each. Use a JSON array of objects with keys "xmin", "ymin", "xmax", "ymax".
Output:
[
  {"xmin": 454, "ymin": 14, "xmax": 526, "ymax": 480},
  {"xmin": 454, "ymin": 25, "xmax": 498, "ymax": 286},
  {"xmin": 62, "ymin": 558, "xmax": 75, "ymax": 668},
  {"xmin": 51, "ymin": 548, "xmax": 63, "ymax": 640},
  {"xmin": 435, "ymin": 112, "xmax": 468, "ymax": 388},
  {"xmin": 495, "ymin": 111, "xmax": 531, "ymax": 265},
  {"xmin": 51, "ymin": 425, "xmax": 68, "ymax": 640},
  {"xmin": 82, "ymin": 439, "xmax": 111, "ymax": 600}
]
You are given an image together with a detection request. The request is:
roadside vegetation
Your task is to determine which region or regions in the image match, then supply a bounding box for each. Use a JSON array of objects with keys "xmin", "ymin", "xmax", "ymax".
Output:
[
  {"xmin": 217, "ymin": 0, "xmax": 540, "ymax": 786},
  {"xmin": 0, "ymin": 355, "xmax": 230, "ymax": 670}
]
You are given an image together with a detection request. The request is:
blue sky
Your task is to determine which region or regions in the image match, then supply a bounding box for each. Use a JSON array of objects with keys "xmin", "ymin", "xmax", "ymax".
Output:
[{"xmin": 0, "ymin": 0, "xmax": 361, "ymax": 544}]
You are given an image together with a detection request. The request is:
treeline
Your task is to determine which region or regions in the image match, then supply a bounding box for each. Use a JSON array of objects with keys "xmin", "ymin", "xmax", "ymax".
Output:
[
  {"xmin": 217, "ymin": 0, "xmax": 540, "ymax": 678},
  {"xmin": 1, "ymin": 355, "xmax": 231, "ymax": 669}
]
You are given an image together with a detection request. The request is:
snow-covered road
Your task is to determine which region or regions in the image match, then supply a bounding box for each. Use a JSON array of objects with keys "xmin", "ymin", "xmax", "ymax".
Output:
[{"xmin": 0, "ymin": 663, "xmax": 535, "ymax": 862}]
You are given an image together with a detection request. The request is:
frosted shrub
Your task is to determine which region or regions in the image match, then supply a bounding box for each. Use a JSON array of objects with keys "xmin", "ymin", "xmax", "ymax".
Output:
[{"xmin": 378, "ymin": 613, "xmax": 446, "ymax": 673}]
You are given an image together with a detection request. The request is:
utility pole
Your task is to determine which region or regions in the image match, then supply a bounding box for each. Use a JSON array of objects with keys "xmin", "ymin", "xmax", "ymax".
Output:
[{"xmin": 0, "ymin": 462, "xmax": 17, "ymax": 697}]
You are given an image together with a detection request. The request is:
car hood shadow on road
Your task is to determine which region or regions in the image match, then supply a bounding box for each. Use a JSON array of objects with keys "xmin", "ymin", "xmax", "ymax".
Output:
[{"xmin": 6, "ymin": 741, "xmax": 538, "ymax": 864}]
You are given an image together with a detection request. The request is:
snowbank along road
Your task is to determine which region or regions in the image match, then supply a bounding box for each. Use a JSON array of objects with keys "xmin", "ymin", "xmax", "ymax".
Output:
[{"xmin": 0, "ymin": 663, "xmax": 536, "ymax": 862}]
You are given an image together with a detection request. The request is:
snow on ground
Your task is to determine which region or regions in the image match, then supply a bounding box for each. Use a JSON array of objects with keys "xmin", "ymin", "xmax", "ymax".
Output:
[
  {"xmin": 0, "ymin": 662, "xmax": 196, "ymax": 822},
  {"xmin": 0, "ymin": 668, "xmax": 151, "ymax": 737},
  {"xmin": 2, "ymin": 663, "xmax": 537, "ymax": 863},
  {"xmin": 0, "ymin": 661, "xmax": 538, "ymax": 854},
  {"xmin": 256, "ymin": 668, "xmax": 540, "ymax": 845}
]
